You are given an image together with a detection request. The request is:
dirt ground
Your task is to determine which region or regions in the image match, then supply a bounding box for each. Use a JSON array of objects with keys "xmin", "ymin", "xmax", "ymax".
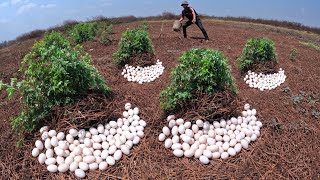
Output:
[{"xmin": 0, "ymin": 19, "xmax": 319, "ymax": 179}]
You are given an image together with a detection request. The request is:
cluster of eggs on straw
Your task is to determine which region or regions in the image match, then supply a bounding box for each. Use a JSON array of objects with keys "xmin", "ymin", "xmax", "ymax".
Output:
[
  {"xmin": 121, "ymin": 60, "xmax": 165, "ymax": 84},
  {"xmin": 244, "ymin": 68, "xmax": 286, "ymax": 91},
  {"xmin": 158, "ymin": 104, "xmax": 262, "ymax": 164},
  {"xmin": 31, "ymin": 103, "xmax": 146, "ymax": 178}
]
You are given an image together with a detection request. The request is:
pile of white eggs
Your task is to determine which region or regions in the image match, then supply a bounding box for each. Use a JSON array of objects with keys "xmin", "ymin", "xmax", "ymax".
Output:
[
  {"xmin": 121, "ymin": 59, "xmax": 165, "ymax": 84},
  {"xmin": 31, "ymin": 103, "xmax": 146, "ymax": 178},
  {"xmin": 244, "ymin": 68, "xmax": 286, "ymax": 91},
  {"xmin": 158, "ymin": 104, "xmax": 262, "ymax": 164}
]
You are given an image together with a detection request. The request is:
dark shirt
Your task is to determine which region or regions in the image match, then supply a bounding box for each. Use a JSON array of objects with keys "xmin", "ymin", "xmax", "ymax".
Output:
[{"xmin": 182, "ymin": 7, "xmax": 198, "ymax": 21}]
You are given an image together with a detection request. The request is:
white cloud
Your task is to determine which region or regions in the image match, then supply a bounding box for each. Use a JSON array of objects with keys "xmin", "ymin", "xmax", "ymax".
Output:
[
  {"xmin": 0, "ymin": 2, "xmax": 9, "ymax": 7},
  {"xmin": 40, "ymin": 4, "xmax": 57, "ymax": 9},
  {"xmin": 11, "ymin": 0, "xmax": 29, "ymax": 5},
  {"xmin": 0, "ymin": 18, "xmax": 9, "ymax": 23},
  {"xmin": 16, "ymin": 3, "xmax": 36, "ymax": 15}
]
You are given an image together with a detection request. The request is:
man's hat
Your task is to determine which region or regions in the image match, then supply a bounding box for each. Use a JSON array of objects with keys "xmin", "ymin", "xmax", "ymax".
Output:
[{"xmin": 181, "ymin": 1, "xmax": 188, "ymax": 6}]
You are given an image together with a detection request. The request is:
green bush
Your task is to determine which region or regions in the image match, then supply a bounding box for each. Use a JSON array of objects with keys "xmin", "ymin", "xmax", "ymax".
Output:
[
  {"xmin": 160, "ymin": 48, "xmax": 237, "ymax": 111},
  {"xmin": 290, "ymin": 48, "xmax": 297, "ymax": 61},
  {"xmin": 69, "ymin": 22, "xmax": 98, "ymax": 44},
  {"xmin": 97, "ymin": 22, "xmax": 113, "ymax": 35},
  {"xmin": 113, "ymin": 29, "xmax": 154, "ymax": 66},
  {"xmin": 139, "ymin": 20, "xmax": 149, "ymax": 30},
  {"xmin": 101, "ymin": 30, "xmax": 112, "ymax": 46},
  {"xmin": 237, "ymin": 38, "xmax": 277, "ymax": 71},
  {"xmin": 0, "ymin": 32, "xmax": 110, "ymax": 134}
]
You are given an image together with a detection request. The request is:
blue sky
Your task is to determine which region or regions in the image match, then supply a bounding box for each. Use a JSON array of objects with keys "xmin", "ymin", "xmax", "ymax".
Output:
[{"xmin": 0, "ymin": 0, "xmax": 319, "ymax": 42}]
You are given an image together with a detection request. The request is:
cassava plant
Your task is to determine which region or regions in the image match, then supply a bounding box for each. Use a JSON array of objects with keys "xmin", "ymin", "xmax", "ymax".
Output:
[
  {"xmin": 69, "ymin": 22, "xmax": 98, "ymax": 44},
  {"xmin": 160, "ymin": 48, "xmax": 237, "ymax": 111},
  {"xmin": 112, "ymin": 28, "xmax": 154, "ymax": 66},
  {"xmin": 0, "ymin": 31, "xmax": 110, "ymax": 134},
  {"xmin": 237, "ymin": 37, "xmax": 277, "ymax": 71}
]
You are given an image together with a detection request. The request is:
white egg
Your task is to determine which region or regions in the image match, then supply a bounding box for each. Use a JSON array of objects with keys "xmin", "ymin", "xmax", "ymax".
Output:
[
  {"xmin": 125, "ymin": 103, "xmax": 132, "ymax": 110},
  {"xmin": 106, "ymin": 156, "xmax": 116, "ymax": 166},
  {"xmin": 176, "ymin": 118, "xmax": 184, "ymax": 125},
  {"xmin": 215, "ymin": 135, "xmax": 223, "ymax": 142},
  {"xmin": 229, "ymin": 139, "xmax": 237, "ymax": 147},
  {"xmin": 85, "ymin": 132, "xmax": 92, "ymax": 138},
  {"xmin": 194, "ymin": 149, "xmax": 203, "ymax": 158},
  {"xmin": 199, "ymin": 136, "xmax": 207, "ymax": 144},
  {"xmin": 173, "ymin": 149, "xmax": 184, "ymax": 157},
  {"xmin": 45, "ymin": 158, "xmax": 56, "ymax": 165},
  {"xmin": 56, "ymin": 132, "xmax": 65, "ymax": 141},
  {"xmin": 47, "ymin": 164, "xmax": 58, "ymax": 173},
  {"xmin": 223, "ymin": 135, "xmax": 230, "ymax": 142},
  {"xmin": 99, "ymin": 162, "xmax": 108, "ymax": 170},
  {"xmin": 212, "ymin": 152, "xmax": 220, "ymax": 159},
  {"xmin": 83, "ymin": 156, "xmax": 96, "ymax": 164},
  {"xmin": 240, "ymin": 139, "xmax": 249, "ymax": 149},
  {"xmin": 220, "ymin": 120, "xmax": 227, "ymax": 128},
  {"xmin": 234, "ymin": 143, "xmax": 242, "ymax": 153},
  {"xmin": 121, "ymin": 145, "xmax": 130, "ymax": 155},
  {"xmin": 221, "ymin": 152, "xmax": 229, "ymax": 159},
  {"xmin": 66, "ymin": 134, "xmax": 74, "ymax": 144},
  {"xmin": 132, "ymin": 136, "xmax": 140, "ymax": 145},
  {"xmin": 184, "ymin": 149, "xmax": 195, "ymax": 158},
  {"xmin": 196, "ymin": 119, "xmax": 204, "ymax": 127},
  {"xmin": 178, "ymin": 125, "xmax": 185, "ymax": 134},
  {"xmin": 133, "ymin": 107, "xmax": 139, "ymax": 115},
  {"xmin": 79, "ymin": 162, "xmax": 89, "ymax": 171},
  {"xmin": 231, "ymin": 117, "xmax": 238, "ymax": 125},
  {"xmin": 69, "ymin": 129, "xmax": 78, "ymax": 137},
  {"xmin": 58, "ymin": 164, "xmax": 69, "ymax": 173},
  {"xmin": 48, "ymin": 130, "xmax": 57, "ymax": 137},
  {"xmin": 41, "ymin": 132, "xmax": 49, "ymax": 141},
  {"xmin": 40, "ymin": 126, "xmax": 49, "ymax": 134},
  {"xmin": 113, "ymin": 150, "xmax": 122, "ymax": 161},
  {"xmin": 35, "ymin": 140, "xmax": 44, "ymax": 150},
  {"xmin": 32, "ymin": 148, "xmax": 40, "ymax": 157},
  {"xmin": 58, "ymin": 141, "xmax": 68, "ymax": 150},
  {"xmin": 38, "ymin": 153, "xmax": 46, "ymax": 164},
  {"xmin": 162, "ymin": 126, "xmax": 170, "ymax": 136},
  {"xmin": 251, "ymin": 134, "xmax": 257, "ymax": 142},
  {"xmin": 256, "ymin": 121, "xmax": 262, "ymax": 128},
  {"xmin": 97, "ymin": 124, "xmax": 105, "ymax": 134},
  {"xmin": 227, "ymin": 148, "xmax": 236, "ymax": 156},
  {"xmin": 139, "ymin": 120, "xmax": 146, "ymax": 127},
  {"xmin": 45, "ymin": 149, "xmax": 53, "ymax": 158},
  {"xmin": 78, "ymin": 129, "xmax": 86, "ymax": 139},
  {"xmin": 171, "ymin": 126, "xmax": 178, "ymax": 135},
  {"xmin": 199, "ymin": 156, "xmax": 210, "ymax": 164},
  {"xmin": 123, "ymin": 111, "xmax": 129, "ymax": 118},
  {"xmin": 251, "ymin": 109, "xmax": 257, "ymax": 116},
  {"xmin": 164, "ymin": 139, "xmax": 173, "ymax": 149},
  {"xmin": 75, "ymin": 169, "xmax": 86, "ymax": 178},
  {"xmin": 51, "ymin": 136, "xmax": 58, "ymax": 147},
  {"xmin": 166, "ymin": 115, "xmax": 175, "ymax": 121},
  {"xmin": 203, "ymin": 150, "xmax": 212, "ymax": 159},
  {"xmin": 223, "ymin": 142, "xmax": 230, "ymax": 150},
  {"xmin": 69, "ymin": 162, "xmax": 79, "ymax": 172}
]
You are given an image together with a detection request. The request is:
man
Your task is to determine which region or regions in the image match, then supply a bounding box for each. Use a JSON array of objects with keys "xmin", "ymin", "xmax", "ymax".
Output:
[{"xmin": 179, "ymin": 1, "xmax": 209, "ymax": 41}]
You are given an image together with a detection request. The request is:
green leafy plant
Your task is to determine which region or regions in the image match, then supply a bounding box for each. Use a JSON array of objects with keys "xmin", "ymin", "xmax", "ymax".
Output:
[
  {"xmin": 289, "ymin": 48, "xmax": 297, "ymax": 61},
  {"xmin": 101, "ymin": 30, "xmax": 112, "ymax": 46},
  {"xmin": 112, "ymin": 29, "xmax": 154, "ymax": 66},
  {"xmin": 97, "ymin": 21, "xmax": 113, "ymax": 35},
  {"xmin": 299, "ymin": 41, "xmax": 320, "ymax": 51},
  {"xmin": 0, "ymin": 32, "xmax": 110, "ymax": 134},
  {"xmin": 237, "ymin": 37, "xmax": 277, "ymax": 71},
  {"xmin": 160, "ymin": 48, "xmax": 237, "ymax": 111},
  {"xmin": 139, "ymin": 20, "xmax": 149, "ymax": 30},
  {"xmin": 68, "ymin": 22, "xmax": 98, "ymax": 44}
]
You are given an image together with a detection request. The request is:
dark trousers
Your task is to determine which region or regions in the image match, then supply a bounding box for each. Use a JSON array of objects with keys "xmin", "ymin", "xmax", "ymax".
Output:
[{"xmin": 183, "ymin": 18, "xmax": 209, "ymax": 40}]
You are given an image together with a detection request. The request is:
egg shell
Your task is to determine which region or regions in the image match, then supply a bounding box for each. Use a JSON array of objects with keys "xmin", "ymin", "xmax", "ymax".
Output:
[
  {"xmin": 57, "ymin": 164, "xmax": 69, "ymax": 173},
  {"xmin": 38, "ymin": 153, "xmax": 46, "ymax": 164},
  {"xmin": 58, "ymin": 141, "xmax": 68, "ymax": 151},
  {"xmin": 132, "ymin": 136, "xmax": 140, "ymax": 145},
  {"xmin": 158, "ymin": 133, "xmax": 166, "ymax": 142},
  {"xmin": 85, "ymin": 132, "xmax": 92, "ymax": 138},
  {"xmin": 108, "ymin": 145, "xmax": 117, "ymax": 155},
  {"xmin": 184, "ymin": 122, "xmax": 192, "ymax": 129},
  {"xmin": 139, "ymin": 120, "xmax": 146, "ymax": 127},
  {"xmin": 69, "ymin": 162, "xmax": 79, "ymax": 172},
  {"xmin": 47, "ymin": 164, "xmax": 58, "ymax": 173},
  {"xmin": 191, "ymin": 124, "xmax": 199, "ymax": 133},
  {"xmin": 56, "ymin": 132, "xmax": 64, "ymax": 140},
  {"xmin": 173, "ymin": 149, "xmax": 184, "ymax": 157},
  {"xmin": 241, "ymin": 139, "xmax": 249, "ymax": 149},
  {"xmin": 35, "ymin": 140, "xmax": 44, "ymax": 150},
  {"xmin": 41, "ymin": 132, "xmax": 49, "ymax": 141},
  {"xmin": 223, "ymin": 142, "xmax": 230, "ymax": 150},
  {"xmin": 83, "ymin": 148, "xmax": 93, "ymax": 156},
  {"xmin": 221, "ymin": 152, "xmax": 229, "ymax": 159},
  {"xmin": 164, "ymin": 139, "xmax": 173, "ymax": 149},
  {"xmin": 79, "ymin": 162, "xmax": 89, "ymax": 171},
  {"xmin": 92, "ymin": 135, "xmax": 102, "ymax": 143},
  {"xmin": 56, "ymin": 156, "xmax": 65, "ymax": 165},
  {"xmin": 66, "ymin": 134, "xmax": 74, "ymax": 144},
  {"xmin": 106, "ymin": 156, "xmax": 116, "ymax": 166},
  {"xmin": 45, "ymin": 158, "xmax": 56, "ymax": 165},
  {"xmin": 178, "ymin": 125, "xmax": 186, "ymax": 134},
  {"xmin": 89, "ymin": 127, "xmax": 98, "ymax": 135},
  {"xmin": 89, "ymin": 163, "xmax": 99, "ymax": 170},
  {"xmin": 135, "ymin": 125, "xmax": 144, "ymax": 132},
  {"xmin": 78, "ymin": 129, "xmax": 86, "ymax": 139},
  {"xmin": 176, "ymin": 118, "xmax": 184, "ymax": 125},
  {"xmin": 234, "ymin": 143, "xmax": 242, "ymax": 153},
  {"xmin": 199, "ymin": 156, "xmax": 210, "ymax": 165},
  {"xmin": 73, "ymin": 146, "xmax": 82, "ymax": 156},
  {"xmin": 83, "ymin": 156, "xmax": 96, "ymax": 164},
  {"xmin": 99, "ymin": 162, "xmax": 108, "ymax": 170},
  {"xmin": 227, "ymin": 148, "xmax": 236, "ymax": 156},
  {"xmin": 114, "ymin": 150, "xmax": 122, "ymax": 161},
  {"xmin": 32, "ymin": 148, "xmax": 40, "ymax": 157},
  {"xmin": 121, "ymin": 145, "xmax": 130, "ymax": 155},
  {"xmin": 212, "ymin": 152, "xmax": 221, "ymax": 159},
  {"xmin": 133, "ymin": 107, "xmax": 139, "ymax": 115},
  {"xmin": 194, "ymin": 149, "xmax": 203, "ymax": 158},
  {"xmin": 184, "ymin": 149, "xmax": 195, "ymax": 158},
  {"xmin": 75, "ymin": 169, "xmax": 86, "ymax": 178},
  {"xmin": 203, "ymin": 150, "xmax": 212, "ymax": 159},
  {"xmin": 199, "ymin": 136, "xmax": 207, "ymax": 144},
  {"xmin": 162, "ymin": 126, "xmax": 170, "ymax": 136},
  {"xmin": 48, "ymin": 130, "xmax": 57, "ymax": 137},
  {"xmin": 74, "ymin": 156, "xmax": 83, "ymax": 163},
  {"xmin": 40, "ymin": 126, "xmax": 49, "ymax": 134}
]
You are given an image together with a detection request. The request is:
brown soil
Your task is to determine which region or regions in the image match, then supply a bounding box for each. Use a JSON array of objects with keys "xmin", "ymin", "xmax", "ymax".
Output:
[{"xmin": 0, "ymin": 20, "xmax": 319, "ymax": 179}]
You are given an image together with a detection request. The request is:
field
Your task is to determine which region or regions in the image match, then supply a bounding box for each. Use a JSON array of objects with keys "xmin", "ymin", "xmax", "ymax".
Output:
[{"xmin": 0, "ymin": 19, "xmax": 319, "ymax": 179}]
